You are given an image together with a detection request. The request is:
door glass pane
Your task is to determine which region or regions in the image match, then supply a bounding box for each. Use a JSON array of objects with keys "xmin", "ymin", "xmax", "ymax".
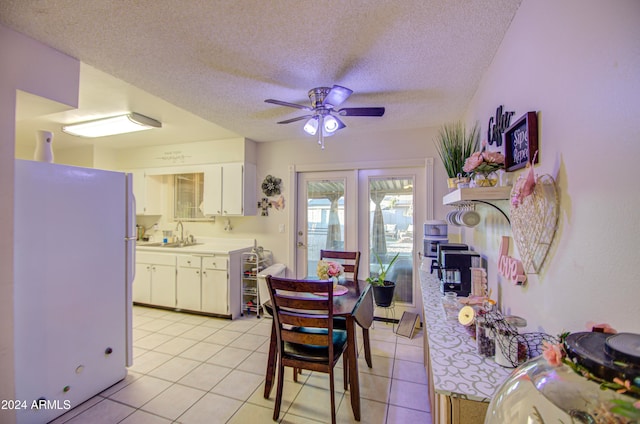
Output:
[
  {"xmin": 369, "ymin": 177, "xmax": 414, "ymax": 304},
  {"xmin": 306, "ymin": 180, "xmax": 345, "ymax": 277}
]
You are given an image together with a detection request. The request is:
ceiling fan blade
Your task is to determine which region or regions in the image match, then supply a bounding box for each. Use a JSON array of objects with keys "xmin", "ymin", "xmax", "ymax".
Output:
[
  {"xmin": 277, "ymin": 115, "xmax": 313, "ymax": 124},
  {"xmin": 337, "ymin": 107, "xmax": 385, "ymax": 117},
  {"xmin": 322, "ymin": 85, "xmax": 353, "ymax": 107},
  {"xmin": 265, "ymin": 99, "xmax": 312, "ymax": 111}
]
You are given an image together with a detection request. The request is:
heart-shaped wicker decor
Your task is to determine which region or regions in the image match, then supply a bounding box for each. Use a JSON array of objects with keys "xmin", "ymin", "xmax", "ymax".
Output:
[{"xmin": 510, "ymin": 174, "xmax": 559, "ymax": 273}]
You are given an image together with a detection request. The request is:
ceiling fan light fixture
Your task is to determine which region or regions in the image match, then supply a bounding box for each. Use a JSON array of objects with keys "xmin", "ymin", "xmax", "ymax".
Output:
[
  {"xmin": 323, "ymin": 115, "xmax": 339, "ymax": 133},
  {"xmin": 62, "ymin": 113, "xmax": 162, "ymax": 138},
  {"xmin": 303, "ymin": 117, "xmax": 318, "ymax": 135}
]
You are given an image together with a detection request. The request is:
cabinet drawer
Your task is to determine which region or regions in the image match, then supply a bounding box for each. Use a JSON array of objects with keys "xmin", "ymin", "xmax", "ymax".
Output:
[
  {"xmin": 177, "ymin": 256, "xmax": 202, "ymax": 269},
  {"xmin": 202, "ymin": 256, "xmax": 228, "ymax": 270},
  {"xmin": 137, "ymin": 252, "xmax": 176, "ymax": 266}
]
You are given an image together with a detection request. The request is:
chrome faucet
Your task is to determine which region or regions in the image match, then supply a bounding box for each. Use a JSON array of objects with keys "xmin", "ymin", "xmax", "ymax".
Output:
[{"xmin": 175, "ymin": 220, "xmax": 184, "ymax": 243}]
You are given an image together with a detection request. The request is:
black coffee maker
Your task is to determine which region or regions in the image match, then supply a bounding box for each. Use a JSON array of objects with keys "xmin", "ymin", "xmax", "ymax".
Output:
[
  {"xmin": 435, "ymin": 243, "xmax": 468, "ymax": 279},
  {"xmin": 439, "ymin": 250, "xmax": 481, "ymax": 296}
]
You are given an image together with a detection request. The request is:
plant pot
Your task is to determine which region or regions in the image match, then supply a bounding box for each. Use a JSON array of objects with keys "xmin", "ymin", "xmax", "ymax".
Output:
[{"xmin": 372, "ymin": 281, "xmax": 396, "ymax": 307}]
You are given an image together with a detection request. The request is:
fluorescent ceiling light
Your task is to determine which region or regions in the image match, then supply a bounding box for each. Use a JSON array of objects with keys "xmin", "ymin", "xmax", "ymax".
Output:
[{"xmin": 62, "ymin": 113, "xmax": 162, "ymax": 138}]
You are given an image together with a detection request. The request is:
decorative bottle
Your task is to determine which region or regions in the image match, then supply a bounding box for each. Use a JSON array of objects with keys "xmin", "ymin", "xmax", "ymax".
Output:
[{"xmin": 34, "ymin": 130, "xmax": 54, "ymax": 163}]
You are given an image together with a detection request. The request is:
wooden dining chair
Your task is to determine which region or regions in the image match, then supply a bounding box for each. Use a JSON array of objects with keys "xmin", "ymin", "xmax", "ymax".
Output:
[
  {"xmin": 265, "ymin": 275, "xmax": 348, "ymax": 424},
  {"xmin": 320, "ymin": 250, "xmax": 372, "ymax": 368}
]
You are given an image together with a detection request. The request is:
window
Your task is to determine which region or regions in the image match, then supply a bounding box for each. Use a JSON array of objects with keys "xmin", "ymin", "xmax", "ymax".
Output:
[{"xmin": 173, "ymin": 173, "xmax": 208, "ymax": 221}]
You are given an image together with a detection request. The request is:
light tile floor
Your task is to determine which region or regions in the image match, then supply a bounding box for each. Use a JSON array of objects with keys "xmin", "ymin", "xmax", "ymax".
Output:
[{"xmin": 51, "ymin": 306, "xmax": 431, "ymax": 423}]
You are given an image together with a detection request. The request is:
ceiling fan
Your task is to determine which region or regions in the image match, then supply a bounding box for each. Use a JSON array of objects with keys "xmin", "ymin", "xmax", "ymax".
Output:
[{"xmin": 265, "ymin": 85, "xmax": 385, "ymax": 149}]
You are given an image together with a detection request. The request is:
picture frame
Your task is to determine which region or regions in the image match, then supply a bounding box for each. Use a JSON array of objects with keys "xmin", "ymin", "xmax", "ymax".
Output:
[{"xmin": 504, "ymin": 111, "xmax": 538, "ymax": 171}]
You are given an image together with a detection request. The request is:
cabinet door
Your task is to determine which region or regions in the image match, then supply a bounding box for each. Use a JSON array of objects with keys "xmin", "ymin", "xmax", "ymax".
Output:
[
  {"xmin": 132, "ymin": 170, "xmax": 163, "ymax": 215},
  {"xmin": 202, "ymin": 165, "xmax": 223, "ymax": 216},
  {"xmin": 177, "ymin": 257, "xmax": 202, "ymax": 311},
  {"xmin": 222, "ymin": 163, "xmax": 243, "ymax": 215},
  {"xmin": 133, "ymin": 262, "xmax": 151, "ymax": 303},
  {"xmin": 201, "ymin": 268, "xmax": 228, "ymax": 315},
  {"xmin": 151, "ymin": 264, "xmax": 176, "ymax": 307}
]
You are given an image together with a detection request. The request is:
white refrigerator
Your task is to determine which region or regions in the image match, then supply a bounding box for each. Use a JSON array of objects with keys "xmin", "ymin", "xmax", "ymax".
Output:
[{"xmin": 13, "ymin": 159, "xmax": 135, "ymax": 424}]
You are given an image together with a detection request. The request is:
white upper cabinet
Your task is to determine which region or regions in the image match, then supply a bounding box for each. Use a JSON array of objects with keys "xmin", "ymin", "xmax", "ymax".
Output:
[
  {"xmin": 202, "ymin": 163, "xmax": 256, "ymax": 216},
  {"xmin": 131, "ymin": 170, "xmax": 163, "ymax": 215}
]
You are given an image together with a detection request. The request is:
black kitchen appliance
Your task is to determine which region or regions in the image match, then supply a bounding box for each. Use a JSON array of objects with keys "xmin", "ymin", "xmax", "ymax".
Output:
[
  {"xmin": 435, "ymin": 243, "xmax": 468, "ymax": 279},
  {"xmin": 440, "ymin": 250, "xmax": 481, "ymax": 296}
]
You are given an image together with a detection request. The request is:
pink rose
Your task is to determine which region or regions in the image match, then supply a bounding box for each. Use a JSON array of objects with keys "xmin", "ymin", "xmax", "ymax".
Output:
[
  {"xmin": 327, "ymin": 262, "xmax": 343, "ymax": 278},
  {"xmin": 463, "ymin": 152, "xmax": 484, "ymax": 173},
  {"xmin": 542, "ymin": 341, "xmax": 564, "ymax": 367},
  {"xmin": 482, "ymin": 151, "xmax": 505, "ymax": 164}
]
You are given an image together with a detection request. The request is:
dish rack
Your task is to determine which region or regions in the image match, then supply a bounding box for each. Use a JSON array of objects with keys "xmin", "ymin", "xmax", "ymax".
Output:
[{"xmin": 241, "ymin": 249, "xmax": 272, "ymax": 317}]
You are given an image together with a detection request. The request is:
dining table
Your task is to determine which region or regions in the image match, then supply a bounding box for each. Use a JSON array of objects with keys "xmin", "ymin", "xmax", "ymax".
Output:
[{"xmin": 263, "ymin": 278, "xmax": 373, "ymax": 421}]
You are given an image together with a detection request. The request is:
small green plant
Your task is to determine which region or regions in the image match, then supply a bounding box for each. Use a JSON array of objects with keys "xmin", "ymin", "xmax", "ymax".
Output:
[
  {"xmin": 366, "ymin": 252, "xmax": 400, "ymax": 286},
  {"xmin": 434, "ymin": 121, "xmax": 480, "ymax": 178}
]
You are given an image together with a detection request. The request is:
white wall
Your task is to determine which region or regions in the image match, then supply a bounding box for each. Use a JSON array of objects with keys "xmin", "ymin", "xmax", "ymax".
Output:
[
  {"xmin": 248, "ymin": 126, "xmax": 446, "ymax": 268},
  {"xmin": 0, "ymin": 24, "xmax": 80, "ymax": 424},
  {"xmin": 463, "ymin": 0, "xmax": 640, "ymax": 334}
]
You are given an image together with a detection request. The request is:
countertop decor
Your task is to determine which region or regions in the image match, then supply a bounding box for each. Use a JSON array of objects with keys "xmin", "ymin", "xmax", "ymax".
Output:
[{"xmin": 420, "ymin": 267, "xmax": 511, "ymax": 401}]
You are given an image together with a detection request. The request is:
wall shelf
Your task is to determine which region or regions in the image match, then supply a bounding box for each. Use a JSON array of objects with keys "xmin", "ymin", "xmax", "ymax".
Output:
[
  {"xmin": 443, "ymin": 186, "xmax": 512, "ymax": 205},
  {"xmin": 443, "ymin": 186, "xmax": 512, "ymax": 224}
]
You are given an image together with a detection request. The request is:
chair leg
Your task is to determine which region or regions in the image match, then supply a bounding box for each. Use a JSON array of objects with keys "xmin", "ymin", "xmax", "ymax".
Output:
[
  {"xmin": 343, "ymin": 351, "xmax": 349, "ymax": 391},
  {"xmin": 362, "ymin": 328, "xmax": 373, "ymax": 368},
  {"xmin": 329, "ymin": 369, "xmax": 336, "ymax": 424},
  {"xmin": 273, "ymin": 363, "xmax": 285, "ymax": 421}
]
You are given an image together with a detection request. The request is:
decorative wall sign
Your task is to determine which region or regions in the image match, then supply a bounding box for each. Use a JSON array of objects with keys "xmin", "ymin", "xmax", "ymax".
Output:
[
  {"xmin": 487, "ymin": 105, "xmax": 515, "ymax": 147},
  {"xmin": 504, "ymin": 112, "xmax": 538, "ymax": 171},
  {"xmin": 509, "ymin": 173, "xmax": 559, "ymax": 274},
  {"xmin": 498, "ymin": 236, "xmax": 527, "ymax": 285},
  {"xmin": 154, "ymin": 150, "xmax": 191, "ymax": 163}
]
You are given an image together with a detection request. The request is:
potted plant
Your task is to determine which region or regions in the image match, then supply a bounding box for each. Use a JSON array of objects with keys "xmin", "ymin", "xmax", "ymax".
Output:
[
  {"xmin": 366, "ymin": 252, "xmax": 400, "ymax": 307},
  {"xmin": 434, "ymin": 121, "xmax": 480, "ymax": 190}
]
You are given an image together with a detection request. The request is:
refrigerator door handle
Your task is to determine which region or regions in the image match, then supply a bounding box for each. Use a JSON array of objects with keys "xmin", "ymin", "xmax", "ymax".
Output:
[{"xmin": 125, "ymin": 174, "xmax": 136, "ymax": 367}]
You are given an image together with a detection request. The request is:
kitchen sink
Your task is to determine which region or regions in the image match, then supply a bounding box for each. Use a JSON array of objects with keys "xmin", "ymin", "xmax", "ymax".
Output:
[
  {"xmin": 137, "ymin": 241, "xmax": 203, "ymax": 248},
  {"xmin": 159, "ymin": 242, "xmax": 204, "ymax": 248}
]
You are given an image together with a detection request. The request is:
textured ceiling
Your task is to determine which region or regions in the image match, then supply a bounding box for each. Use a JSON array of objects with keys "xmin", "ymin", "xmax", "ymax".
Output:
[{"xmin": 1, "ymin": 0, "xmax": 522, "ymax": 149}]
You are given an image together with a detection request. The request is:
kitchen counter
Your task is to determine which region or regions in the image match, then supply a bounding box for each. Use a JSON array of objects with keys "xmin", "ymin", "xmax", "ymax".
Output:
[
  {"xmin": 133, "ymin": 238, "xmax": 255, "ymax": 318},
  {"xmin": 420, "ymin": 264, "xmax": 511, "ymax": 423},
  {"xmin": 136, "ymin": 237, "xmax": 255, "ymax": 255}
]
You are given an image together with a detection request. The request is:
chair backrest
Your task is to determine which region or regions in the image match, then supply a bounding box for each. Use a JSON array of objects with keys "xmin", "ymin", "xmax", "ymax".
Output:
[
  {"xmin": 320, "ymin": 250, "xmax": 360, "ymax": 282},
  {"xmin": 266, "ymin": 276, "xmax": 335, "ymax": 355}
]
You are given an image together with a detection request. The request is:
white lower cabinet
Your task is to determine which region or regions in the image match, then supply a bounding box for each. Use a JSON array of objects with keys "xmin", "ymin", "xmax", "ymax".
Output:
[
  {"xmin": 201, "ymin": 256, "xmax": 229, "ymax": 315},
  {"xmin": 133, "ymin": 253, "xmax": 177, "ymax": 308},
  {"xmin": 136, "ymin": 247, "xmax": 246, "ymax": 318},
  {"xmin": 176, "ymin": 256, "xmax": 203, "ymax": 311},
  {"xmin": 175, "ymin": 254, "xmax": 229, "ymax": 316}
]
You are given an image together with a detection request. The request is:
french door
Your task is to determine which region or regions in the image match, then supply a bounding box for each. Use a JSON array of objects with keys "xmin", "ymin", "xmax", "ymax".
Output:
[
  {"xmin": 296, "ymin": 167, "xmax": 425, "ymax": 316},
  {"xmin": 295, "ymin": 171, "xmax": 357, "ymax": 278}
]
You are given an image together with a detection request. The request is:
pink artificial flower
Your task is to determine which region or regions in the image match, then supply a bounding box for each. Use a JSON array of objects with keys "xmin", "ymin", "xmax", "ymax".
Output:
[
  {"xmin": 613, "ymin": 378, "xmax": 632, "ymax": 394},
  {"xmin": 542, "ymin": 341, "xmax": 564, "ymax": 367},
  {"xmin": 482, "ymin": 151, "xmax": 505, "ymax": 164},
  {"xmin": 634, "ymin": 400, "xmax": 640, "ymax": 409},
  {"xmin": 327, "ymin": 262, "xmax": 344, "ymax": 278},
  {"xmin": 463, "ymin": 152, "xmax": 484, "ymax": 173}
]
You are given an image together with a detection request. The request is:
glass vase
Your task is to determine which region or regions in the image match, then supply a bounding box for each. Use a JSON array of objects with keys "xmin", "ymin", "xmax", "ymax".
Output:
[
  {"xmin": 475, "ymin": 171, "xmax": 498, "ymax": 187},
  {"xmin": 485, "ymin": 332, "xmax": 640, "ymax": 424}
]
